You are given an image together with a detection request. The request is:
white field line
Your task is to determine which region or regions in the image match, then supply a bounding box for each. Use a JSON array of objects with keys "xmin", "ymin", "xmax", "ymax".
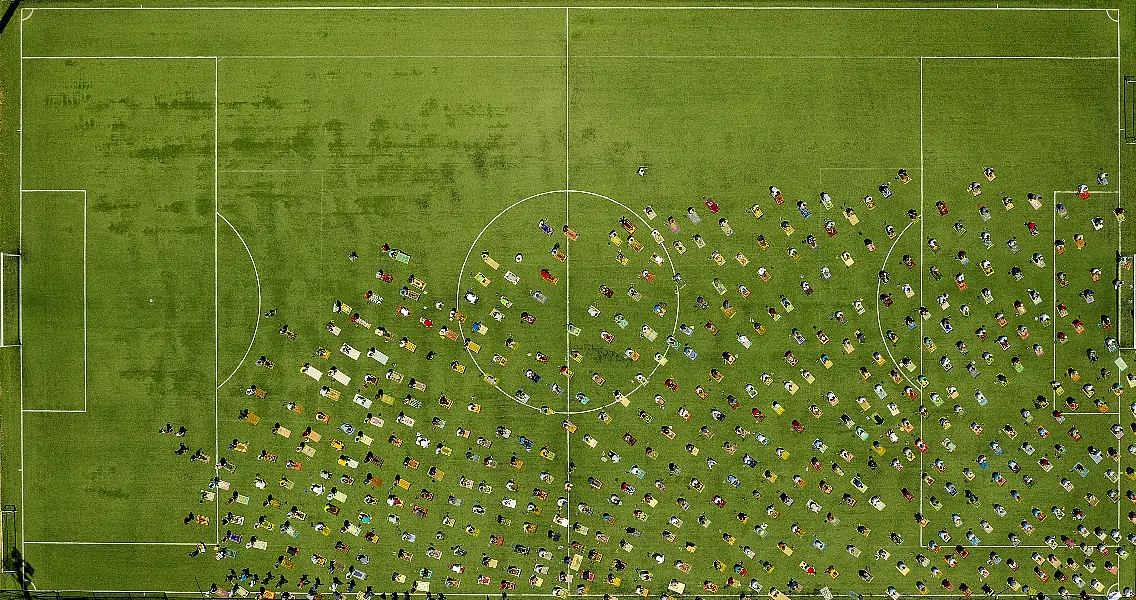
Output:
[
  {"xmin": 23, "ymin": 55, "xmax": 561, "ymax": 60},
  {"xmin": 0, "ymin": 590, "xmax": 981, "ymax": 595},
  {"xmin": 214, "ymin": 56, "xmax": 220, "ymax": 545},
  {"xmin": 10, "ymin": 591, "xmax": 1123, "ymax": 599},
  {"xmin": 22, "ymin": 55, "xmax": 220, "ymax": 59},
  {"xmin": 22, "ymin": 5, "xmax": 1122, "ymax": 10},
  {"xmin": 581, "ymin": 55, "xmax": 1119, "ymax": 60},
  {"xmin": 918, "ymin": 55, "xmax": 924, "ymax": 547},
  {"xmin": 1053, "ymin": 191, "xmax": 1058, "ymax": 406},
  {"xmin": 972, "ymin": 544, "xmax": 1119, "ymax": 548},
  {"xmin": 23, "ymin": 541, "xmax": 201, "ymax": 546},
  {"xmin": 454, "ymin": 190, "xmax": 679, "ymax": 415},
  {"xmin": 25, "ymin": 593, "xmax": 203, "ymax": 596},
  {"xmin": 219, "ymin": 169, "xmax": 328, "ymax": 173},
  {"xmin": 215, "ymin": 166, "xmax": 321, "ymax": 403},
  {"xmin": 216, "ymin": 212, "xmax": 262, "ymax": 390},
  {"xmin": 572, "ymin": 5, "xmax": 1113, "ymax": 10},
  {"xmin": 921, "ymin": 19, "xmax": 1116, "ymax": 425},
  {"xmin": 563, "ymin": 6, "xmax": 572, "ymax": 563},
  {"xmin": 575, "ymin": 54, "xmax": 913, "ymax": 59},
  {"xmin": 454, "ymin": 193, "xmax": 560, "ymax": 415},
  {"xmin": 22, "ymin": 8, "xmax": 1122, "ymax": 590},
  {"xmin": 1056, "ymin": 182, "xmax": 1127, "ymax": 564},
  {"xmin": 21, "ymin": 410, "xmax": 84, "ymax": 414},
  {"xmin": 11, "ymin": 596, "xmax": 1108, "ymax": 600},
  {"xmin": 565, "ymin": 7, "xmax": 570, "ymax": 194},
  {"xmin": 922, "ymin": 55, "xmax": 1118, "ymax": 60},
  {"xmin": 222, "ymin": 54, "xmax": 562, "ymax": 59},
  {"xmin": 1052, "ymin": 191, "xmax": 1121, "ymax": 404},
  {"xmin": 16, "ymin": 591, "xmax": 1122, "ymax": 600},
  {"xmin": 84, "ymin": 190, "xmax": 87, "ymax": 413},
  {"xmin": 22, "ymin": 54, "xmax": 221, "ymax": 549},
  {"xmin": 35, "ymin": 594, "xmax": 1122, "ymax": 599},
  {"xmin": 18, "ymin": 190, "xmax": 88, "ymax": 415},
  {"xmin": 875, "ymin": 220, "xmax": 920, "ymax": 393},
  {"xmin": 24, "ymin": 54, "xmax": 1122, "ymax": 61},
  {"xmin": 1060, "ymin": 412, "xmax": 1123, "ymax": 416},
  {"xmin": 820, "ymin": 166, "xmax": 920, "ymax": 170},
  {"xmin": 18, "ymin": 8, "xmax": 25, "ymax": 559},
  {"xmin": 1116, "ymin": 17, "xmax": 1123, "ymax": 582}
]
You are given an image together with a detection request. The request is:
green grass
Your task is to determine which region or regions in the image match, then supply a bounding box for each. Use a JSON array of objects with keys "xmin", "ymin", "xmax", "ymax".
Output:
[
  {"xmin": 21, "ymin": 190, "xmax": 85, "ymax": 412},
  {"xmin": 1, "ymin": 3, "xmax": 1134, "ymax": 597}
]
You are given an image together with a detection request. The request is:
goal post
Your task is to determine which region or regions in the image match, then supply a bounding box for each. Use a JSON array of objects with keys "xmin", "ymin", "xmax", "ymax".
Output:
[
  {"xmin": 0, "ymin": 505, "xmax": 14, "ymax": 574},
  {"xmin": 1130, "ymin": 254, "xmax": 1136, "ymax": 351},
  {"xmin": 0, "ymin": 252, "xmax": 19, "ymax": 348},
  {"xmin": 0, "ymin": 593, "xmax": 171, "ymax": 600},
  {"xmin": 1125, "ymin": 76, "xmax": 1136, "ymax": 144}
]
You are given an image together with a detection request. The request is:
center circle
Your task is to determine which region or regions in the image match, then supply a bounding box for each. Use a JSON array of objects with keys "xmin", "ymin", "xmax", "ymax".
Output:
[{"xmin": 455, "ymin": 189, "xmax": 681, "ymax": 415}]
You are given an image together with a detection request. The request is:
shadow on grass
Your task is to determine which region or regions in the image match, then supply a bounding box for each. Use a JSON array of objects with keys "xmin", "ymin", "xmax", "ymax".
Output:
[
  {"xmin": 7, "ymin": 547, "xmax": 33, "ymax": 597},
  {"xmin": 0, "ymin": 0, "xmax": 24, "ymax": 37}
]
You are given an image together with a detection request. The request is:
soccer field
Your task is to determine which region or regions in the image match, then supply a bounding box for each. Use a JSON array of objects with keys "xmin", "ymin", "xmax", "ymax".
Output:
[{"xmin": 1, "ymin": 3, "xmax": 1135, "ymax": 597}]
